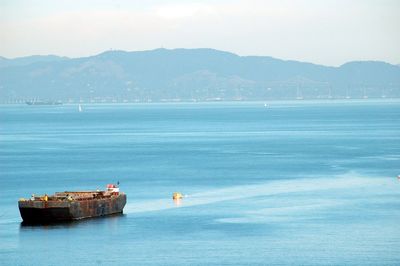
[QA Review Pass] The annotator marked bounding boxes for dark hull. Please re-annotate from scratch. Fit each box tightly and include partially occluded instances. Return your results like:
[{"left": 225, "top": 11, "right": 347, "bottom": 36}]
[
  {"left": 19, "top": 194, "right": 126, "bottom": 224},
  {"left": 19, "top": 207, "right": 72, "bottom": 223}
]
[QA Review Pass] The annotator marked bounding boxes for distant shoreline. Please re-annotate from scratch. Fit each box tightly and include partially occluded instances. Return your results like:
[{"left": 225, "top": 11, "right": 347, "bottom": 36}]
[{"left": 1, "top": 98, "right": 400, "bottom": 106}]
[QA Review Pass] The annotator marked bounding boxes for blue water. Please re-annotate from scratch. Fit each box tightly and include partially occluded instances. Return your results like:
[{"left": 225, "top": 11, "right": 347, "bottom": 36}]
[{"left": 1, "top": 100, "right": 399, "bottom": 265}]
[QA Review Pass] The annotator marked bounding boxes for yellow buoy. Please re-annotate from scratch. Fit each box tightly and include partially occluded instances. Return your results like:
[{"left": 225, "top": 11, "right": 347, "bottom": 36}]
[{"left": 172, "top": 192, "right": 183, "bottom": 200}]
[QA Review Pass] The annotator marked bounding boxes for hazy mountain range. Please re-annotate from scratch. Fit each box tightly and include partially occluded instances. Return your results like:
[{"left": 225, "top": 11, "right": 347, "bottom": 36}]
[{"left": 1, "top": 48, "right": 399, "bottom": 103}]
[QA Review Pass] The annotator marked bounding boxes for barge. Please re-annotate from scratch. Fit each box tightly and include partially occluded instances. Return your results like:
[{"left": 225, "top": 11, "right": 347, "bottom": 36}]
[{"left": 18, "top": 184, "right": 126, "bottom": 223}]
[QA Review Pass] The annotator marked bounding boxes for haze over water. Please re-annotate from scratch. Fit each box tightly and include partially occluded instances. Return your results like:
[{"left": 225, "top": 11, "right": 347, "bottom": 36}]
[{"left": 1, "top": 100, "right": 400, "bottom": 265}]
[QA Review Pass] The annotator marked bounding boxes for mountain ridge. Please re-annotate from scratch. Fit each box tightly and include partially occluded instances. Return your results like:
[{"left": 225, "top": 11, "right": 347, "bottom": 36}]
[
  {"left": 2, "top": 48, "right": 397, "bottom": 68},
  {"left": 1, "top": 48, "right": 399, "bottom": 103}
]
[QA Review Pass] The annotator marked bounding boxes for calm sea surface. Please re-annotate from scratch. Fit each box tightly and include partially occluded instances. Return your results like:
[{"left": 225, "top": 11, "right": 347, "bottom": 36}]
[{"left": 0, "top": 100, "right": 399, "bottom": 265}]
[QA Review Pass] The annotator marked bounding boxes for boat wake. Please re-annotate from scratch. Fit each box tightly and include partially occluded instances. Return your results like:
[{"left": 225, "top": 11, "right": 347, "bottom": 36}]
[{"left": 124, "top": 173, "right": 395, "bottom": 215}]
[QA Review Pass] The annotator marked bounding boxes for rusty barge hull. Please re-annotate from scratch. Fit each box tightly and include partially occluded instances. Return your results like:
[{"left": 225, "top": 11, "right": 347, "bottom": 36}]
[{"left": 19, "top": 194, "right": 126, "bottom": 223}]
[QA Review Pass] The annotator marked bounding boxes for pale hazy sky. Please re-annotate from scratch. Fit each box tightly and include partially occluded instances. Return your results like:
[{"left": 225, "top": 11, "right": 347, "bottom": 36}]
[{"left": 1, "top": 0, "right": 399, "bottom": 66}]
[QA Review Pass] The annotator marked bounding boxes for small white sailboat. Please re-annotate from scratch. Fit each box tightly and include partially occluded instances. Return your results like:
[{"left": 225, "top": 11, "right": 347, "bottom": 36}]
[{"left": 78, "top": 104, "right": 83, "bottom": 112}]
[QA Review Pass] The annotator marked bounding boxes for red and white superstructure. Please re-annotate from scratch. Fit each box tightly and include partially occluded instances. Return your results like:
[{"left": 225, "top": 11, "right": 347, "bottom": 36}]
[{"left": 107, "top": 184, "right": 120, "bottom": 195}]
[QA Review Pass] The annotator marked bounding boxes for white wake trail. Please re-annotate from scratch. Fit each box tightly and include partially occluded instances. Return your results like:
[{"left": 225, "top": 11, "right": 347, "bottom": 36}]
[{"left": 124, "top": 175, "right": 395, "bottom": 214}]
